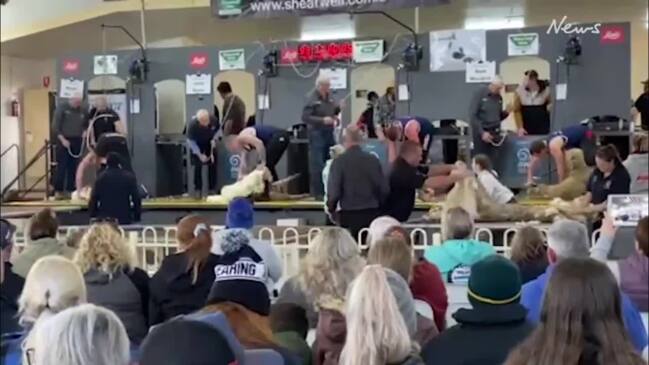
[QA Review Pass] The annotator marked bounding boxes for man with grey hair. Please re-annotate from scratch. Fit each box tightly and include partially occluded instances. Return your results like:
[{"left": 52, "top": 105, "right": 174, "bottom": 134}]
[
  {"left": 53, "top": 95, "right": 89, "bottom": 198},
  {"left": 327, "top": 125, "right": 388, "bottom": 238},
  {"left": 468, "top": 76, "right": 510, "bottom": 158},
  {"left": 302, "top": 75, "right": 341, "bottom": 199},
  {"left": 186, "top": 109, "right": 218, "bottom": 198},
  {"left": 520, "top": 218, "right": 648, "bottom": 351}
]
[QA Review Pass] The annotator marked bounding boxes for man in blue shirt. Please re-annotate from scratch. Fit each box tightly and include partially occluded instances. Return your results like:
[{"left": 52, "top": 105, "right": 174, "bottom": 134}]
[
  {"left": 186, "top": 109, "right": 218, "bottom": 198},
  {"left": 521, "top": 219, "right": 648, "bottom": 352}
]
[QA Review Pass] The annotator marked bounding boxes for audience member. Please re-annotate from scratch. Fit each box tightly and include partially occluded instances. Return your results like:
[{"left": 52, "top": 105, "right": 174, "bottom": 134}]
[
  {"left": 472, "top": 154, "right": 515, "bottom": 204},
  {"left": 592, "top": 215, "right": 649, "bottom": 312},
  {"left": 413, "top": 299, "right": 438, "bottom": 347},
  {"left": 149, "top": 215, "right": 219, "bottom": 325},
  {"left": 212, "top": 197, "right": 282, "bottom": 295},
  {"left": 624, "top": 133, "right": 649, "bottom": 194},
  {"left": 367, "top": 236, "right": 413, "bottom": 281},
  {"left": 506, "top": 258, "right": 646, "bottom": 365},
  {"left": 270, "top": 303, "right": 312, "bottom": 365},
  {"left": 32, "top": 304, "right": 130, "bottom": 365},
  {"left": 424, "top": 207, "right": 495, "bottom": 282},
  {"left": 367, "top": 216, "right": 401, "bottom": 246},
  {"left": 74, "top": 224, "right": 150, "bottom": 344},
  {"left": 0, "top": 219, "right": 24, "bottom": 336},
  {"left": 327, "top": 125, "right": 389, "bottom": 238},
  {"left": 521, "top": 219, "right": 648, "bottom": 351},
  {"left": 11, "top": 209, "right": 75, "bottom": 278},
  {"left": 323, "top": 145, "right": 345, "bottom": 221},
  {"left": 422, "top": 255, "right": 533, "bottom": 365},
  {"left": 313, "top": 296, "right": 346, "bottom": 365},
  {"left": 89, "top": 152, "right": 142, "bottom": 224},
  {"left": 339, "top": 265, "right": 423, "bottom": 365},
  {"left": 384, "top": 268, "right": 417, "bottom": 338},
  {"left": 204, "top": 235, "right": 299, "bottom": 365},
  {"left": 509, "top": 224, "right": 548, "bottom": 284},
  {"left": 277, "top": 228, "right": 365, "bottom": 327},
  {"left": 140, "top": 319, "right": 237, "bottom": 365},
  {"left": 410, "top": 259, "right": 448, "bottom": 332},
  {"left": 1, "top": 256, "right": 86, "bottom": 365}
]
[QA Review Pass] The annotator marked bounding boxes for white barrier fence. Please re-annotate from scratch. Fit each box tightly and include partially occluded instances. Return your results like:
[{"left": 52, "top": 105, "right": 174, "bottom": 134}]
[{"left": 12, "top": 223, "right": 601, "bottom": 277}]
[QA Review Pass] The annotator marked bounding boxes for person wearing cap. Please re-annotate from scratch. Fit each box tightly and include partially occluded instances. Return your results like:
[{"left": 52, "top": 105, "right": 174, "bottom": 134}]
[
  {"left": 468, "top": 76, "right": 511, "bottom": 158},
  {"left": 203, "top": 229, "right": 300, "bottom": 364},
  {"left": 88, "top": 151, "right": 142, "bottom": 225},
  {"left": 0, "top": 219, "right": 24, "bottom": 335},
  {"left": 521, "top": 219, "right": 648, "bottom": 352},
  {"left": 631, "top": 79, "right": 649, "bottom": 131},
  {"left": 139, "top": 319, "right": 238, "bottom": 365},
  {"left": 212, "top": 197, "right": 282, "bottom": 295},
  {"left": 421, "top": 255, "right": 534, "bottom": 365}
]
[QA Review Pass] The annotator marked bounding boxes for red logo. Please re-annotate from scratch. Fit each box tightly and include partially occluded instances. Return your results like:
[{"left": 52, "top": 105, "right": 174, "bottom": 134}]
[
  {"left": 189, "top": 53, "right": 209, "bottom": 69},
  {"left": 600, "top": 25, "right": 625, "bottom": 44},
  {"left": 63, "top": 60, "right": 79, "bottom": 73},
  {"left": 280, "top": 48, "right": 299, "bottom": 64}
]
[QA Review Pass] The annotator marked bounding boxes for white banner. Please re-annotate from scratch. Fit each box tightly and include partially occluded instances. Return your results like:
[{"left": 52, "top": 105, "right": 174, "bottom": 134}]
[
  {"left": 93, "top": 55, "right": 118, "bottom": 75},
  {"left": 465, "top": 61, "right": 496, "bottom": 83},
  {"left": 353, "top": 40, "right": 384, "bottom": 63},
  {"left": 507, "top": 33, "right": 540, "bottom": 56},
  {"left": 59, "top": 79, "right": 84, "bottom": 98},
  {"left": 88, "top": 93, "right": 128, "bottom": 129},
  {"left": 430, "top": 29, "right": 486, "bottom": 72},
  {"left": 318, "top": 68, "right": 347, "bottom": 90},
  {"left": 186, "top": 73, "right": 212, "bottom": 95}
]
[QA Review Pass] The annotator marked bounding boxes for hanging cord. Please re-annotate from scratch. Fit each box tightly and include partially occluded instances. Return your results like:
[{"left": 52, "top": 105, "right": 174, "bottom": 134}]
[{"left": 488, "top": 131, "right": 508, "bottom": 147}]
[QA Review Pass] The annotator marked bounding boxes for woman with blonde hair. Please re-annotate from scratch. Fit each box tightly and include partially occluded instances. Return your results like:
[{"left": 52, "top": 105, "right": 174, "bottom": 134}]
[
  {"left": 367, "top": 236, "right": 413, "bottom": 281},
  {"left": 74, "top": 223, "right": 149, "bottom": 344},
  {"left": 339, "top": 265, "right": 423, "bottom": 365},
  {"left": 149, "top": 214, "right": 219, "bottom": 325},
  {"left": 509, "top": 225, "right": 548, "bottom": 284},
  {"left": 0, "top": 256, "right": 86, "bottom": 365},
  {"left": 278, "top": 227, "right": 365, "bottom": 327},
  {"left": 32, "top": 303, "right": 130, "bottom": 365}
]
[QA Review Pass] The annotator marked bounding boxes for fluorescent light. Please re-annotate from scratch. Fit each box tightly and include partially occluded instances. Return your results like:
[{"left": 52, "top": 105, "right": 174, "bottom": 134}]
[
  {"left": 300, "top": 14, "right": 356, "bottom": 41},
  {"left": 464, "top": 17, "right": 525, "bottom": 30}
]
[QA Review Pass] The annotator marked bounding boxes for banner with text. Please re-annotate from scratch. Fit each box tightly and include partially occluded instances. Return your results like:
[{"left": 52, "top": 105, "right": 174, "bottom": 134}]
[{"left": 212, "top": 0, "right": 448, "bottom": 19}]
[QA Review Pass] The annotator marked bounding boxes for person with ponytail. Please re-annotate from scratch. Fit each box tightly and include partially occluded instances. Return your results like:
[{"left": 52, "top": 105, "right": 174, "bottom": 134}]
[
  {"left": 0, "top": 256, "right": 86, "bottom": 365},
  {"left": 584, "top": 144, "right": 631, "bottom": 211},
  {"left": 149, "top": 215, "right": 219, "bottom": 326}
]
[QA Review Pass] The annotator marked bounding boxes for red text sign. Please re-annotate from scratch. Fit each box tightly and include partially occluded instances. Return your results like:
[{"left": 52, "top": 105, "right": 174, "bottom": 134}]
[
  {"left": 190, "top": 52, "right": 209, "bottom": 69},
  {"left": 600, "top": 25, "right": 625, "bottom": 44},
  {"left": 62, "top": 59, "right": 80, "bottom": 73}
]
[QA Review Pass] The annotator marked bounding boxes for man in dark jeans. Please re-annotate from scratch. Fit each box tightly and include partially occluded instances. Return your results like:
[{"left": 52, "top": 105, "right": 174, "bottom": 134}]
[
  {"left": 327, "top": 126, "right": 389, "bottom": 239},
  {"left": 302, "top": 75, "right": 340, "bottom": 199},
  {"left": 53, "top": 96, "right": 88, "bottom": 198},
  {"left": 186, "top": 109, "right": 218, "bottom": 198},
  {"left": 226, "top": 124, "right": 291, "bottom": 181},
  {"left": 469, "top": 77, "right": 510, "bottom": 158},
  {"left": 89, "top": 152, "right": 142, "bottom": 225}
]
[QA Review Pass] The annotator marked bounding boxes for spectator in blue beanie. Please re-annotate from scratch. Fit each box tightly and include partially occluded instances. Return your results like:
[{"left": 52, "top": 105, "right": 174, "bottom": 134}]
[{"left": 212, "top": 197, "right": 282, "bottom": 296}]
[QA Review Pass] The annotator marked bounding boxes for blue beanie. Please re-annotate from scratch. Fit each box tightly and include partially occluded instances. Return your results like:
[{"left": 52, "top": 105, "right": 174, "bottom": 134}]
[{"left": 226, "top": 198, "right": 254, "bottom": 229}]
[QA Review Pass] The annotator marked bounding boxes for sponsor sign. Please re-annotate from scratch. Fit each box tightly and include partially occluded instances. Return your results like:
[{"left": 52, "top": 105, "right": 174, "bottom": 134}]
[
  {"left": 353, "top": 39, "right": 384, "bottom": 63},
  {"left": 507, "top": 33, "right": 539, "bottom": 56}
]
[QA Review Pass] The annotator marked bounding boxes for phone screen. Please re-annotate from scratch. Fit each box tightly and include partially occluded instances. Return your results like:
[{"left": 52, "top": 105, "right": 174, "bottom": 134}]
[{"left": 607, "top": 194, "right": 649, "bottom": 227}]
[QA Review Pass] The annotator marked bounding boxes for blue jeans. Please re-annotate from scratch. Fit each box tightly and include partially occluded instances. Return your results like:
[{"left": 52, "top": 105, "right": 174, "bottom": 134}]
[{"left": 308, "top": 129, "right": 335, "bottom": 199}]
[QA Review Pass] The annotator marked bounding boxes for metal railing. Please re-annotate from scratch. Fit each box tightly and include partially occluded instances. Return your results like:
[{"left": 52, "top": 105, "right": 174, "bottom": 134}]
[
  {"left": 10, "top": 223, "right": 566, "bottom": 277},
  {"left": 1, "top": 140, "right": 51, "bottom": 202}
]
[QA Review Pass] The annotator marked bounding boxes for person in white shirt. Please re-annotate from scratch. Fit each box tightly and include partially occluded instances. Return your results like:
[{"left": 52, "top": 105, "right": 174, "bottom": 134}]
[{"left": 472, "top": 154, "right": 515, "bottom": 204}]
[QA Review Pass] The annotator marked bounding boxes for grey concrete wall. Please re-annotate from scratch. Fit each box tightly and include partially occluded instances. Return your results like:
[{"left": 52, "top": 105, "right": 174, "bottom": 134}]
[{"left": 57, "top": 22, "right": 630, "bottom": 196}]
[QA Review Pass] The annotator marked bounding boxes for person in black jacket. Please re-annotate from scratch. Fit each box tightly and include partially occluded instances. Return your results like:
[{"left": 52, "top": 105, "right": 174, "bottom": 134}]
[
  {"left": 88, "top": 152, "right": 141, "bottom": 225},
  {"left": 422, "top": 255, "right": 534, "bottom": 365},
  {"left": 327, "top": 125, "right": 389, "bottom": 239},
  {"left": 149, "top": 215, "right": 219, "bottom": 326},
  {"left": 0, "top": 219, "right": 24, "bottom": 336}
]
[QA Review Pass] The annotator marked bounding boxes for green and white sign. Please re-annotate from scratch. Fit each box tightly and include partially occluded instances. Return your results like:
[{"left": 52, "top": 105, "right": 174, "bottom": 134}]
[
  {"left": 353, "top": 40, "right": 384, "bottom": 63},
  {"left": 507, "top": 33, "right": 539, "bottom": 56},
  {"left": 218, "top": 0, "right": 242, "bottom": 16},
  {"left": 219, "top": 49, "right": 246, "bottom": 70}
]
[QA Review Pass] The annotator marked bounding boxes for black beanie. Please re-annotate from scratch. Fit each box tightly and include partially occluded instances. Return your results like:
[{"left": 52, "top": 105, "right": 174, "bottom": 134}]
[
  {"left": 207, "top": 229, "right": 271, "bottom": 316},
  {"left": 140, "top": 320, "right": 236, "bottom": 365},
  {"left": 468, "top": 255, "right": 522, "bottom": 306}
]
